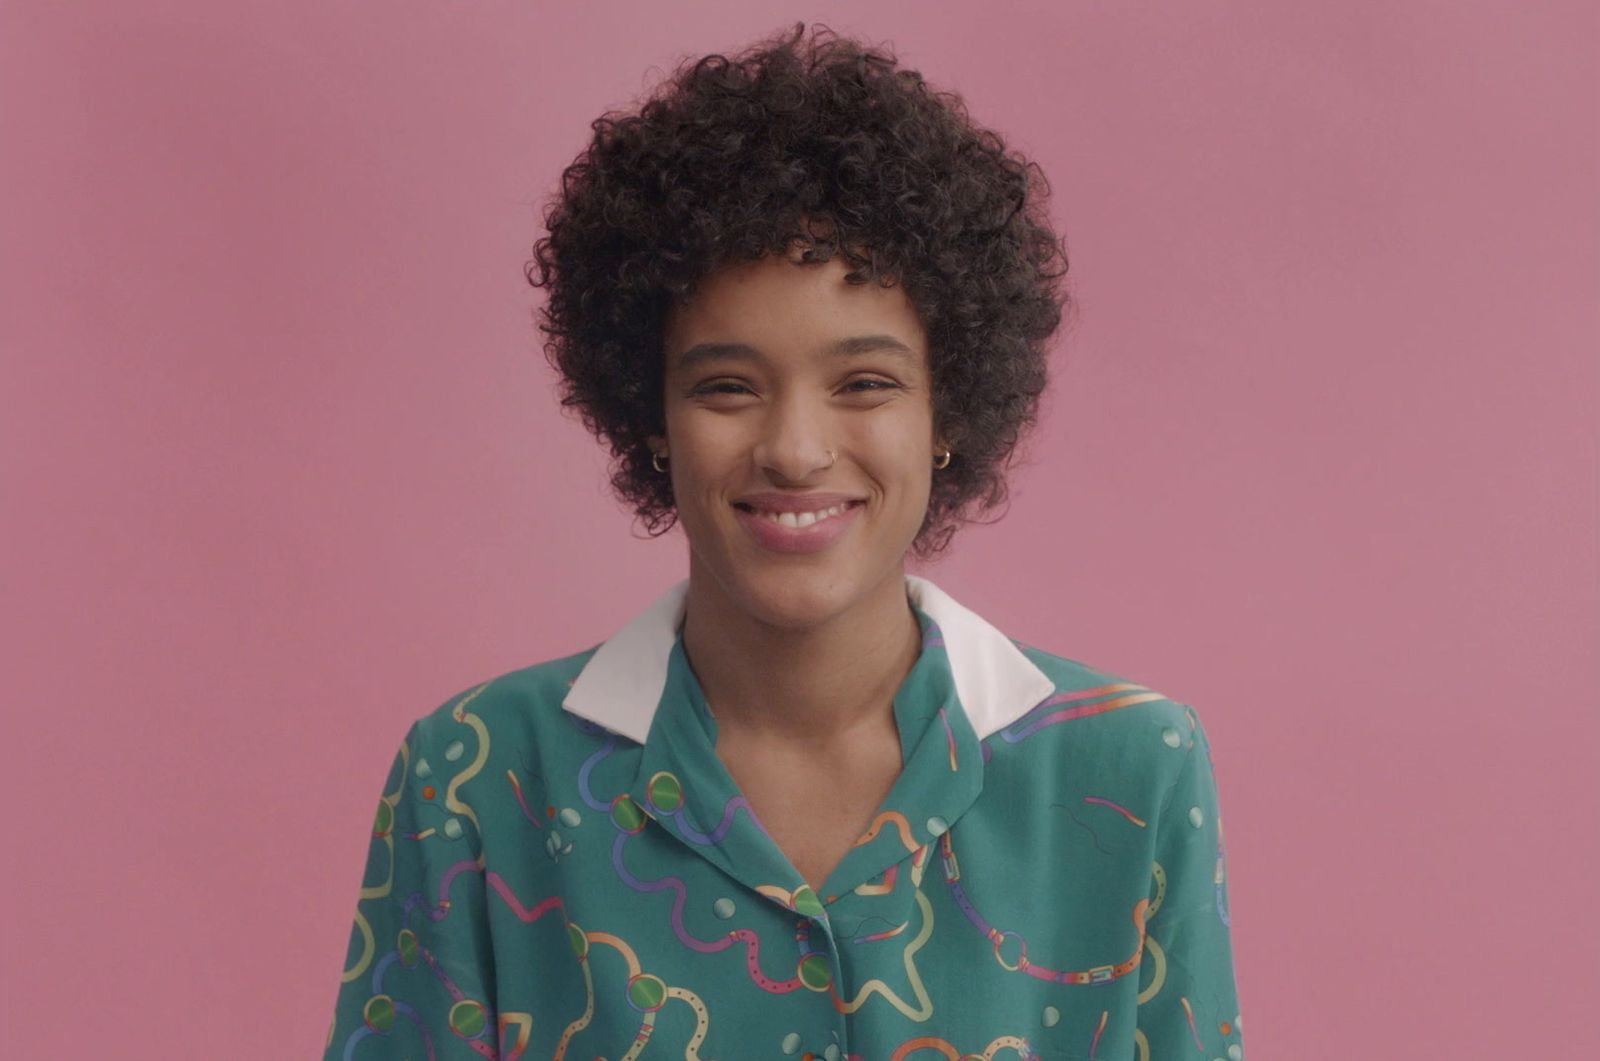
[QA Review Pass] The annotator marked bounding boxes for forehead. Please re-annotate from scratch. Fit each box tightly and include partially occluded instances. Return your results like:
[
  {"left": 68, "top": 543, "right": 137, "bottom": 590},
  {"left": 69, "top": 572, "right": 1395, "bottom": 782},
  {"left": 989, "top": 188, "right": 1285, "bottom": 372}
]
[{"left": 664, "top": 254, "right": 926, "bottom": 366}]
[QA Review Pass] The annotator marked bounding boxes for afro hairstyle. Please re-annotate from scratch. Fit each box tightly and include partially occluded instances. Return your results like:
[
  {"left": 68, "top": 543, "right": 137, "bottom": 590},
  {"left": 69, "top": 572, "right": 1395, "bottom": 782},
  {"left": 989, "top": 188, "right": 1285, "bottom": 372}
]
[{"left": 524, "top": 21, "right": 1072, "bottom": 561}]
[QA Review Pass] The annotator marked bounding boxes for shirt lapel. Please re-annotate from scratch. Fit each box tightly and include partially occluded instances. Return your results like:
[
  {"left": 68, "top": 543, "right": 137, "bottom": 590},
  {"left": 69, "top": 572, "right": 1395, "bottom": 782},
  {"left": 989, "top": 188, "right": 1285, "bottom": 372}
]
[
  {"left": 561, "top": 575, "right": 1058, "bottom": 916},
  {"left": 562, "top": 575, "right": 1056, "bottom": 747},
  {"left": 624, "top": 634, "right": 808, "bottom": 911},
  {"left": 811, "top": 603, "right": 983, "bottom": 904}
]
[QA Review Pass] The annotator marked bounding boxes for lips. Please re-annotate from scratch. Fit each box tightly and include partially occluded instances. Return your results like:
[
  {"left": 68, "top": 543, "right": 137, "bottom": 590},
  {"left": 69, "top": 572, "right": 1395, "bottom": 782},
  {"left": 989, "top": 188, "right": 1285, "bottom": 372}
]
[{"left": 732, "top": 498, "right": 864, "bottom": 554}]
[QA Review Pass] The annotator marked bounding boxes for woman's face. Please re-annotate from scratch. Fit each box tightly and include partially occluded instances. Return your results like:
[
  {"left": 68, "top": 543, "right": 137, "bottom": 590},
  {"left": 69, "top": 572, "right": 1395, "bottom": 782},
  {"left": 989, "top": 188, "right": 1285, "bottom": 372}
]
[{"left": 651, "top": 250, "right": 944, "bottom": 627}]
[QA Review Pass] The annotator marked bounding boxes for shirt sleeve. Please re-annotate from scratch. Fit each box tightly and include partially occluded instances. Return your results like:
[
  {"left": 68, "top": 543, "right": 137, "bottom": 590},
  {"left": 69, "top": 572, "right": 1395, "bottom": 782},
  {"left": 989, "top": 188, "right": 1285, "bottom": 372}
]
[
  {"left": 322, "top": 719, "right": 500, "bottom": 1059},
  {"left": 1137, "top": 707, "right": 1245, "bottom": 1058}
]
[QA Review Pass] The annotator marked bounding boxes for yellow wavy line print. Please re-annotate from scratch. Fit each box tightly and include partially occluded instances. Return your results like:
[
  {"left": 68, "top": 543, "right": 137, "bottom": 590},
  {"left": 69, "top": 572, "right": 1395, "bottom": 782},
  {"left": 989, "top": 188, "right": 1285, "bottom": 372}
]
[
  {"left": 340, "top": 735, "right": 411, "bottom": 983},
  {"left": 446, "top": 683, "right": 493, "bottom": 869},
  {"left": 833, "top": 887, "right": 936, "bottom": 1020}
]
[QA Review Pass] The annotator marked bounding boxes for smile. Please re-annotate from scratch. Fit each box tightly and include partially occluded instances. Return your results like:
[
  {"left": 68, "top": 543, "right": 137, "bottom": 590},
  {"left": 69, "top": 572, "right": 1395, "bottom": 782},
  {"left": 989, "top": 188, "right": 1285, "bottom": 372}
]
[
  {"left": 731, "top": 500, "right": 865, "bottom": 554},
  {"left": 736, "top": 502, "right": 856, "bottom": 527}
]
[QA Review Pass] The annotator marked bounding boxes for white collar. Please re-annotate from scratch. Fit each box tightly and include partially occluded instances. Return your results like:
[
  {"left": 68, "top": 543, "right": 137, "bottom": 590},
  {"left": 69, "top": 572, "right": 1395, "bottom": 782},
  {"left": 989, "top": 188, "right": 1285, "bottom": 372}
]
[{"left": 561, "top": 575, "right": 1057, "bottom": 744}]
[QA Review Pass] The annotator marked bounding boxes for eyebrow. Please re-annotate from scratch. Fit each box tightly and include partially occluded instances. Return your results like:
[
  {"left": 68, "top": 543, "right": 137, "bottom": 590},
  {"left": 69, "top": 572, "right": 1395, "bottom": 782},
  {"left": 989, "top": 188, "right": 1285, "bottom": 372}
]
[{"left": 674, "top": 334, "right": 917, "bottom": 370}]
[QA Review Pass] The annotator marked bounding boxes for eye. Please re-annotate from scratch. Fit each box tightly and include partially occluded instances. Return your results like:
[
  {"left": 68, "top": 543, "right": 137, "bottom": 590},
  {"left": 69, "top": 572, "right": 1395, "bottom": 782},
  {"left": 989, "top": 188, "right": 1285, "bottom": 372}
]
[{"left": 691, "top": 378, "right": 899, "bottom": 397}]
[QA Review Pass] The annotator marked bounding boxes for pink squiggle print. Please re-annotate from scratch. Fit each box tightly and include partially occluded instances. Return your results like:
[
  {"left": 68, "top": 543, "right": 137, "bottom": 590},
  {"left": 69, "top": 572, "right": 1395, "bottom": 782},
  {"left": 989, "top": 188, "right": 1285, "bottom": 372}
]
[
  {"left": 506, "top": 771, "right": 545, "bottom": 829},
  {"left": 606, "top": 830, "right": 806, "bottom": 994},
  {"left": 1082, "top": 795, "right": 1147, "bottom": 827},
  {"left": 999, "top": 686, "right": 1167, "bottom": 743},
  {"left": 482, "top": 871, "right": 566, "bottom": 925}
]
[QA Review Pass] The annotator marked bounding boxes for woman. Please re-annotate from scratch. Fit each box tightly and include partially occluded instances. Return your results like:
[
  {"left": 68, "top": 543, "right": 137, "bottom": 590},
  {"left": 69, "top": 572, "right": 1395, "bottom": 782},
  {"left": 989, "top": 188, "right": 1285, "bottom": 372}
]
[{"left": 324, "top": 23, "right": 1244, "bottom": 1061}]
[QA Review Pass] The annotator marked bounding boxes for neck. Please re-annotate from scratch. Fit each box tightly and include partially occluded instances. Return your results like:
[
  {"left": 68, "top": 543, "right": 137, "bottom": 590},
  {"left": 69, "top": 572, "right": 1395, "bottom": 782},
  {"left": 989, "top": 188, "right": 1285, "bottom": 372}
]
[{"left": 680, "top": 557, "right": 923, "bottom": 748}]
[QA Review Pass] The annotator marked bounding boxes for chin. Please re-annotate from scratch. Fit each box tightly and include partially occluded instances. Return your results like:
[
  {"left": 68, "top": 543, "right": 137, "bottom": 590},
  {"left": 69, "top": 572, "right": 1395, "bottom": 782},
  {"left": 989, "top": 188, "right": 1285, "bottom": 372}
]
[
  {"left": 746, "top": 566, "right": 857, "bottom": 613},
  {"left": 701, "top": 554, "right": 862, "bottom": 629}
]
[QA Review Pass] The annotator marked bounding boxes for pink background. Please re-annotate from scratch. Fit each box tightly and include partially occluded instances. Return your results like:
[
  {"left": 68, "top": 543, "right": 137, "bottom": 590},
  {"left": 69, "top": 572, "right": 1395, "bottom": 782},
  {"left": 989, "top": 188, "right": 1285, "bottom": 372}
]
[{"left": 3, "top": 2, "right": 1595, "bottom": 1056}]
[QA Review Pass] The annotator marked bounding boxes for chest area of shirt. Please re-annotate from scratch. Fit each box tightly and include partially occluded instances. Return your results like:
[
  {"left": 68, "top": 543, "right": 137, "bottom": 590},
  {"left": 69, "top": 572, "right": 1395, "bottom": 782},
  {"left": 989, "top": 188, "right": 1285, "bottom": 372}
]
[
  {"left": 714, "top": 733, "right": 904, "bottom": 895},
  {"left": 485, "top": 764, "right": 1155, "bottom": 1061}
]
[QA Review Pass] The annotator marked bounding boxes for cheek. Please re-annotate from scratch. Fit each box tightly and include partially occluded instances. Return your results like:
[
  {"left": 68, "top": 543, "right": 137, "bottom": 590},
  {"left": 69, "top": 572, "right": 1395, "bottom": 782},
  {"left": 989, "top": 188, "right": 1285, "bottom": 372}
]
[
  {"left": 857, "top": 410, "right": 934, "bottom": 460},
  {"left": 665, "top": 451, "right": 732, "bottom": 516}
]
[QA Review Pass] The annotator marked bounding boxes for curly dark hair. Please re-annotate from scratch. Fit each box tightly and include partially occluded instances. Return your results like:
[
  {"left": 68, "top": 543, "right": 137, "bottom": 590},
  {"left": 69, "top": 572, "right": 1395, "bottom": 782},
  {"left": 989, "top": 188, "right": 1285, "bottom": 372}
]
[{"left": 524, "top": 21, "right": 1072, "bottom": 562}]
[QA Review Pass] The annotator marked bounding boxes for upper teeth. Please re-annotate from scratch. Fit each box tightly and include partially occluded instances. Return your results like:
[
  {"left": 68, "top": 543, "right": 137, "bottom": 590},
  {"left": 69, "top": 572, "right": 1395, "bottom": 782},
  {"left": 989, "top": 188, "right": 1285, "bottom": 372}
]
[{"left": 748, "top": 503, "right": 851, "bottom": 527}]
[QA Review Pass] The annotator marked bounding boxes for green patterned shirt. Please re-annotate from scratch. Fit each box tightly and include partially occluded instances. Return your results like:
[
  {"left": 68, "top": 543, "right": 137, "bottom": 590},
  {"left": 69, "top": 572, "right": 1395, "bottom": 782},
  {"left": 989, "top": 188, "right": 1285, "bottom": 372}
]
[{"left": 324, "top": 575, "right": 1244, "bottom": 1060}]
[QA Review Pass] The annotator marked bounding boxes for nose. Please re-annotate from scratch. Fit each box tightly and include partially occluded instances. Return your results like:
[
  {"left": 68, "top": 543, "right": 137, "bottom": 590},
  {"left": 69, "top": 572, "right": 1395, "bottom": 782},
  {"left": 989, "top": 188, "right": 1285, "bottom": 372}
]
[{"left": 749, "top": 393, "right": 837, "bottom": 480}]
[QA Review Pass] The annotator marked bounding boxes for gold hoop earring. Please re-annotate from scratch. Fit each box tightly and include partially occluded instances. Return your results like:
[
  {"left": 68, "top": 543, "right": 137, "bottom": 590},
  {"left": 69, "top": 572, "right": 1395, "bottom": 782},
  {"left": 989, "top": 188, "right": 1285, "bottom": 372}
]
[
  {"left": 933, "top": 448, "right": 952, "bottom": 470},
  {"left": 651, "top": 450, "right": 668, "bottom": 473}
]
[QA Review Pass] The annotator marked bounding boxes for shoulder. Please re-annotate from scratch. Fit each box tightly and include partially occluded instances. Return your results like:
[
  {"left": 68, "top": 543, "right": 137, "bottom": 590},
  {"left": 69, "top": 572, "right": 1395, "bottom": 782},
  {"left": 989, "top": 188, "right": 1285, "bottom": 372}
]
[
  {"left": 997, "top": 638, "right": 1207, "bottom": 788},
  {"left": 402, "top": 643, "right": 605, "bottom": 753}
]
